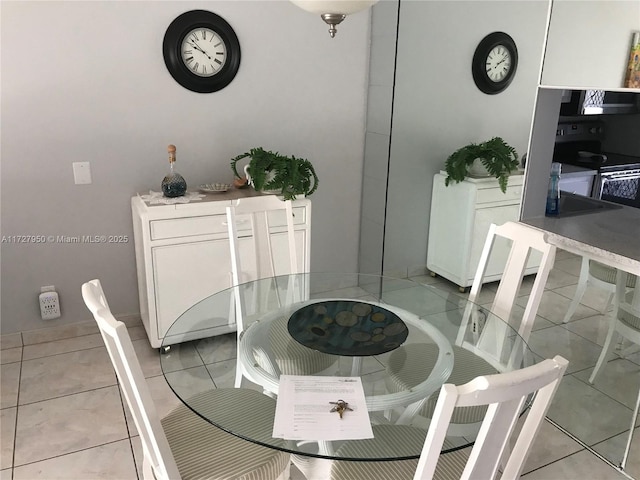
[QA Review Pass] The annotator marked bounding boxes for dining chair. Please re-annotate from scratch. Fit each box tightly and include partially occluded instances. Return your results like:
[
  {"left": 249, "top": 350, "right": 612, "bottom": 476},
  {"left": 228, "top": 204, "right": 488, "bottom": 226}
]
[
  {"left": 587, "top": 270, "right": 640, "bottom": 471},
  {"left": 589, "top": 270, "right": 640, "bottom": 383},
  {"left": 386, "top": 221, "right": 557, "bottom": 434},
  {"left": 562, "top": 257, "right": 636, "bottom": 323},
  {"left": 226, "top": 195, "right": 336, "bottom": 389},
  {"left": 329, "top": 355, "right": 569, "bottom": 480},
  {"left": 81, "top": 279, "right": 291, "bottom": 480}
]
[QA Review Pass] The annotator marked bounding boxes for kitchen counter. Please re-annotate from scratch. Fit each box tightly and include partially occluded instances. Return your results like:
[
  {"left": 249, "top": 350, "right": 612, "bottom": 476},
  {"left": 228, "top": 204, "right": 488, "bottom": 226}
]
[
  {"left": 522, "top": 204, "right": 640, "bottom": 276},
  {"left": 559, "top": 164, "right": 597, "bottom": 178}
]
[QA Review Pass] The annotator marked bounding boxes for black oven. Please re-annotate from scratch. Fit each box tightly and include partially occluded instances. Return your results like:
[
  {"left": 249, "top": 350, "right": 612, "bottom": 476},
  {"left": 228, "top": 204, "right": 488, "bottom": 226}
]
[
  {"left": 554, "top": 121, "right": 640, "bottom": 209},
  {"left": 595, "top": 164, "right": 640, "bottom": 208}
]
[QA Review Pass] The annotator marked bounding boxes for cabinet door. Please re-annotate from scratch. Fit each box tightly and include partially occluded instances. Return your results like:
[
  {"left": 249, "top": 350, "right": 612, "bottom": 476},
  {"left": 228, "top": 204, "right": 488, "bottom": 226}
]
[
  {"left": 153, "top": 239, "right": 233, "bottom": 340},
  {"left": 234, "top": 230, "right": 308, "bottom": 283},
  {"left": 560, "top": 177, "right": 594, "bottom": 196},
  {"left": 272, "top": 230, "right": 307, "bottom": 274},
  {"left": 468, "top": 205, "right": 541, "bottom": 285},
  {"left": 468, "top": 205, "right": 521, "bottom": 282}
]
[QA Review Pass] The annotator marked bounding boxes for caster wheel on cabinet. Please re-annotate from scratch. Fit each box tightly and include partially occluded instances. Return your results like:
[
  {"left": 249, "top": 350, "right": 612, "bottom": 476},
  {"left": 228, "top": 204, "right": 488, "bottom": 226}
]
[
  {"left": 429, "top": 271, "right": 437, "bottom": 277},
  {"left": 160, "top": 345, "right": 171, "bottom": 354}
]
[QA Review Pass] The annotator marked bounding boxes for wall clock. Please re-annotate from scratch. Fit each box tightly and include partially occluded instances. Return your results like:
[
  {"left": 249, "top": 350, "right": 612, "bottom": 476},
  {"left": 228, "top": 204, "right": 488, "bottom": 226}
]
[
  {"left": 472, "top": 32, "right": 518, "bottom": 95},
  {"left": 163, "top": 10, "right": 241, "bottom": 93}
]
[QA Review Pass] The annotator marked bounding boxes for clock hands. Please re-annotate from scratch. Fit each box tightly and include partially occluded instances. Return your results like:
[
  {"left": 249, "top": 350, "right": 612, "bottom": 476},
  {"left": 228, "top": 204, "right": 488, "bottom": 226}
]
[{"left": 189, "top": 41, "right": 212, "bottom": 60}]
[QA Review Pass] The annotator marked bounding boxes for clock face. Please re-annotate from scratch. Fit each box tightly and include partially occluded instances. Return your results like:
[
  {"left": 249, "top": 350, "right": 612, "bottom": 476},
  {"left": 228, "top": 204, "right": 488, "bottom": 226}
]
[
  {"left": 180, "top": 28, "right": 227, "bottom": 78},
  {"left": 485, "top": 45, "right": 512, "bottom": 83},
  {"left": 472, "top": 32, "right": 518, "bottom": 95},
  {"left": 163, "top": 10, "right": 241, "bottom": 93}
]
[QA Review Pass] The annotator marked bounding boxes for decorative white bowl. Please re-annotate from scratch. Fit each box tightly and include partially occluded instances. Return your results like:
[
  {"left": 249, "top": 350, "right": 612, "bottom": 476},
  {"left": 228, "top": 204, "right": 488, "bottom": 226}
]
[{"left": 198, "top": 183, "right": 232, "bottom": 193}]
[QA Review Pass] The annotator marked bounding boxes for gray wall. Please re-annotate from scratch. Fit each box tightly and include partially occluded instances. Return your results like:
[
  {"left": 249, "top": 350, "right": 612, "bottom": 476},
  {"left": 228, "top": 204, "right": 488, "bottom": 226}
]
[
  {"left": 359, "top": 0, "right": 398, "bottom": 275},
  {"left": 380, "top": 1, "right": 550, "bottom": 276},
  {"left": 1, "top": 1, "right": 371, "bottom": 334}
]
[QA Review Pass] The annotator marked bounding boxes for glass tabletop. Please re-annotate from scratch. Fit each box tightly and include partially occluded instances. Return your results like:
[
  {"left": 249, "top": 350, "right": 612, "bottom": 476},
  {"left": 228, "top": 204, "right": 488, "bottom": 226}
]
[{"left": 161, "top": 272, "right": 535, "bottom": 461}]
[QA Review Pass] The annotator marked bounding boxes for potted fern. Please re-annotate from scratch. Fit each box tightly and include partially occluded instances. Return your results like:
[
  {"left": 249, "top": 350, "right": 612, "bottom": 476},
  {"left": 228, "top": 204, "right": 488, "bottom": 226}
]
[
  {"left": 230, "top": 147, "right": 319, "bottom": 200},
  {"left": 444, "top": 137, "right": 519, "bottom": 193}
]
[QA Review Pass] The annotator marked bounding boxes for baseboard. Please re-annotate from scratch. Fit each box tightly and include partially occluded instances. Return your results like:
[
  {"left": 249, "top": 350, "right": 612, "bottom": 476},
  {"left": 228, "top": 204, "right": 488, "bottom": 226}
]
[{"left": 1, "top": 313, "right": 142, "bottom": 347}]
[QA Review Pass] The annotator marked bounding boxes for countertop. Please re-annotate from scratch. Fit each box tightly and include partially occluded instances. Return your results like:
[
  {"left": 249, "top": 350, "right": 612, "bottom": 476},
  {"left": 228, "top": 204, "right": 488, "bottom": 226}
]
[
  {"left": 559, "top": 164, "right": 597, "bottom": 177},
  {"left": 522, "top": 205, "right": 640, "bottom": 276}
]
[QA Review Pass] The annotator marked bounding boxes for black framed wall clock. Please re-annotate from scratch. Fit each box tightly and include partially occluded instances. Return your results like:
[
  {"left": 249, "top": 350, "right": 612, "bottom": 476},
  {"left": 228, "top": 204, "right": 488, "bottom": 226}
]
[
  {"left": 163, "top": 10, "right": 241, "bottom": 93},
  {"left": 472, "top": 32, "right": 518, "bottom": 95}
]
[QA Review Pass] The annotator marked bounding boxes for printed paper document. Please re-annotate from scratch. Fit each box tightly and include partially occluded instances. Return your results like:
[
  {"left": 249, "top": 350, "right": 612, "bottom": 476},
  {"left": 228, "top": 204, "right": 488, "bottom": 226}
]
[{"left": 272, "top": 375, "right": 374, "bottom": 441}]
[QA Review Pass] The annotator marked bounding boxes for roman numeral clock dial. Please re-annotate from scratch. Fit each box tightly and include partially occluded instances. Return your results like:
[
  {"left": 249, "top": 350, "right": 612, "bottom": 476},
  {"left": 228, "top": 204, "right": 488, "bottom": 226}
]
[
  {"left": 472, "top": 32, "right": 518, "bottom": 95},
  {"left": 485, "top": 46, "right": 511, "bottom": 82},
  {"left": 163, "top": 10, "right": 240, "bottom": 93},
  {"left": 181, "top": 28, "right": 227, "bottom": 77}
]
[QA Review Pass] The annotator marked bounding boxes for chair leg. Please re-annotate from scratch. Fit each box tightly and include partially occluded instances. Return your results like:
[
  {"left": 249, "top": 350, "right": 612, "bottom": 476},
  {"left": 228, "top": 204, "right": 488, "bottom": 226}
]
[
  {"left": 621, "top": 385, "right": 640, "bottom": 470},
  {"left": 563, "top": 258, "right": 589, "bottom": 323},
  {"left": 234, "top": 359, "right": 244, "bottom": 388},
  {"left": 291, "top": 455, "right": 333, "bottom": 480},
  {"left": 142, "top": 457, "right": 155, "bottom": 480},
  {"left": 600, "top": 291, "right": 615, "bottom": 314},
  {"left": 589, "top": 322, "right": 619, "bottom": 384}
]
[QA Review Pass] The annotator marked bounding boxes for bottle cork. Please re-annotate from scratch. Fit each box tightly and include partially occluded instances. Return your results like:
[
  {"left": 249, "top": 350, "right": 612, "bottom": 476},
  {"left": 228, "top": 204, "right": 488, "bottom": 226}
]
[{"left": 167, "top": 144, "right": 176, "bottom": 163}]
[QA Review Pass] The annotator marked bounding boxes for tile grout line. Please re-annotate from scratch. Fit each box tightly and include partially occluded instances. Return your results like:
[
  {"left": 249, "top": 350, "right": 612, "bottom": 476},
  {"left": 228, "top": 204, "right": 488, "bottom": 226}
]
[
  {"left": 10, "top": 438, "right": 134, "bottom": 472},
  {"left": 114, "top": 377, "right": 142, "bottom": 480},
  {"left": 15, "top": 383, "right": 119, "bottom": 408},
  {"left": 543, "top": 416, "right": 636, "bottom": 480},
  {"left": 567, "top": 363, "right": 640, "bottom": 414},
  {"left": 10, "top": 343, "right": 24, "bottom": 479}
]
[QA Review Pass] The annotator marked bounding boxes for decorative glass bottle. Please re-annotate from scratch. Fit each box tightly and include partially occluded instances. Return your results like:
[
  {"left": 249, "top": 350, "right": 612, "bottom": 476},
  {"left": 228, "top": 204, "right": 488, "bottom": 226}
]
[
  {"left": 161, "top": 144, "right": 187, "bottom": 197},
  {"left": 545, "top": 162, "right": 561, "bottom": 216}
]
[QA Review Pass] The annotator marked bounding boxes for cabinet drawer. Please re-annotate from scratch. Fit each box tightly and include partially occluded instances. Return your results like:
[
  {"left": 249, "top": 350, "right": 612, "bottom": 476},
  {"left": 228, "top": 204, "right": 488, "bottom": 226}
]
[
  {"left": 269, "top": 207, "right": 306, "bottom": 226},
  {"left": 150, "top": 215, "right": 227, "bottom": 240},
  {"left": 149, "top": 206, "right": 307, "bottom": 240},
  {"left": 476, "top": 184, "right": 522, "bottom": 204}
]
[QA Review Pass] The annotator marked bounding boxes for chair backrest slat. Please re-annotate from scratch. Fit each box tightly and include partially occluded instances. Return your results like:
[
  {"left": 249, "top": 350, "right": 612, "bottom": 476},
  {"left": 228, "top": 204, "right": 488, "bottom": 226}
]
[
  {"left": 414, "top": 355, "right": 568, "bottom": 480},
  {"left": 458, "top": 222, "right": 556, "bottom": 369},
  {"left": 226, "top": 196, "right": 299, "bottom": 332},
  {"left": 82, "top": 280, "right": 180, "bottom": 480}
]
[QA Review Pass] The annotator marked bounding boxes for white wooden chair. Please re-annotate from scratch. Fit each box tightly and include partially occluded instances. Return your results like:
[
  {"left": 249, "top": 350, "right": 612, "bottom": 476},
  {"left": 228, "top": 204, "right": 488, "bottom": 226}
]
[
  {"left": 386, "top": 222, "right": 557, "bottom": 433},
  {"left": 562, "top": 257, "right": 636, "bottom": 323},
  {"left": 329, "top": 355, "right": 569, "bottom": 480},
  {"left": 587, "top": 270, "right": 640, "bottom": 471},
  {"left": 226, "top": 195, "right": 336, "bottom": 389},
  {"left": 81, "top": 279, "right": 290, "bottom": 480},
  {"left": 589, "top": 271, "right": 640, "bottom": 383}
]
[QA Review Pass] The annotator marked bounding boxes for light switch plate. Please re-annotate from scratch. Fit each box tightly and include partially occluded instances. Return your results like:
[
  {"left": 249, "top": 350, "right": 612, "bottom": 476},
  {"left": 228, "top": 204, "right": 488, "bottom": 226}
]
[{"left": 73, "top": 162, "right": 92, "bottom": 184}]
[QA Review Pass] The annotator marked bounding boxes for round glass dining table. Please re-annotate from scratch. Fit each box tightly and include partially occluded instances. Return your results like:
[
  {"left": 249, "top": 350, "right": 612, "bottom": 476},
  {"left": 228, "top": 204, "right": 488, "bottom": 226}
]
[{"left": 160, "top": 272, "right": 535, "bottom": 462}]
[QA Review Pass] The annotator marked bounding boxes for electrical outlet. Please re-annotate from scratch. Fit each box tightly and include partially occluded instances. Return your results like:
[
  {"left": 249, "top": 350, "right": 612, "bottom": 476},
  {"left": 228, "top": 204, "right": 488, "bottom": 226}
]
[{"left": 39, "top": 289, "right": 61, "bottom": 320}]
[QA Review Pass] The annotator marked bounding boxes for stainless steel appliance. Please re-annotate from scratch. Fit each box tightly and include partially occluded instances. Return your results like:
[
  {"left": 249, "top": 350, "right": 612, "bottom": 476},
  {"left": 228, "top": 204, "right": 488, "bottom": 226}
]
[
  {"left": 560, "top": 89, "right": 640, "bottom": 116},
  {"left": 554, "top": 121, "right": 640, "bottom": 209},
  {"left": 594, "top": 159, "right": 640, "bottom": 208}
]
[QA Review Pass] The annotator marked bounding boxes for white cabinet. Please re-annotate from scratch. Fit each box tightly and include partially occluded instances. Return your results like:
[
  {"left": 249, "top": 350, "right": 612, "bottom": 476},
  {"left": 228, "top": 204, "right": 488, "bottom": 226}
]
[
  {"left": 132, "top": 192, "right": 311, "bottom": 348},
  {"left": 559, "top": 165, "right": 596, "bottom": 196},
  {"left": 427, "top": 173, "right": 539, "bottom": 289},
  {"left": 542, "top": 0, "right": 640, "bottom": 89}
]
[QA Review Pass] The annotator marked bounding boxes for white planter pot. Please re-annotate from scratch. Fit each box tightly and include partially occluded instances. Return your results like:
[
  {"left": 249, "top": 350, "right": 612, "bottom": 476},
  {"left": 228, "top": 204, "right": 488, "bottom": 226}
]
[
  {"left": 468, "top": 158, "right": 491, "bottom": 177},
  {"left": 243, "top": 165, "right": 279, "bottom": 193}
]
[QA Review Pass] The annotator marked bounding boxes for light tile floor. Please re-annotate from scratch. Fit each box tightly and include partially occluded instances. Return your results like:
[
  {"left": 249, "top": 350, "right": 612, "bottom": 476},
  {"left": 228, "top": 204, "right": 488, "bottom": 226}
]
[{"left": 0, "top": 250, "right": 638, "bottom": 479}]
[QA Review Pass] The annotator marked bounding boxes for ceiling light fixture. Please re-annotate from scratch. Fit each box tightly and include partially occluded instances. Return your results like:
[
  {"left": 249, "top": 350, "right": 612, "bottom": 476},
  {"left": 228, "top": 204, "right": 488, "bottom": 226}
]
[{"left": 290, "top": 0, "right": 378, "bottom": 38}]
